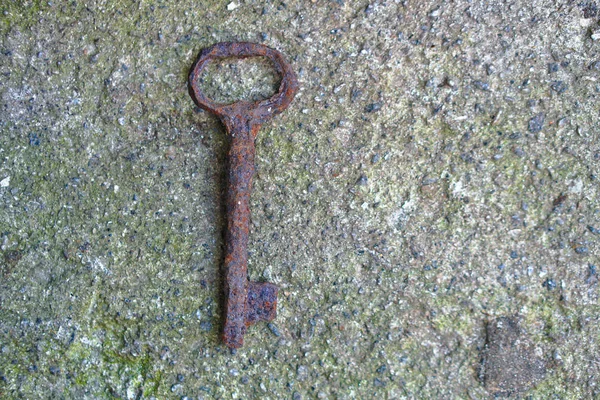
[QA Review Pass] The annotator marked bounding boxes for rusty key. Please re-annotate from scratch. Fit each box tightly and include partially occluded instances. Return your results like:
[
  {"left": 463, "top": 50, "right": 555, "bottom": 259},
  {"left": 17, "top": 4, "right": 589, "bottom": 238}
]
[{"left": 188, "top": 42, "right": 298, "bottom": 348}]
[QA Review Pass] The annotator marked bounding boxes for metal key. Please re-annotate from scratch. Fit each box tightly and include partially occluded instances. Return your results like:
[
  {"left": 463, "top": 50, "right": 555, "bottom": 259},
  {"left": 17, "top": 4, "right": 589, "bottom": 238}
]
[{"left": 188, "top": 42, "right": 298, "bottom": 348}]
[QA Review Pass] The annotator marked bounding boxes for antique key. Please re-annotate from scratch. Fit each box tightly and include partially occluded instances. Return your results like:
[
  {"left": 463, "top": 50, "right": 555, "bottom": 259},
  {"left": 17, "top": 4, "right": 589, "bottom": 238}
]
[{"left": 189, "top": 42, "right": 298, "bottom": 348}]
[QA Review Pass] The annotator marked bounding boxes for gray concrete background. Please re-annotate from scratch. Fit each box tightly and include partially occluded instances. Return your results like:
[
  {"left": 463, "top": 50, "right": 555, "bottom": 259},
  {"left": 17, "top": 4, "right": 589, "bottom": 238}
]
[{"left": 1, "top": 1, "right": 599, "bottom": 399}]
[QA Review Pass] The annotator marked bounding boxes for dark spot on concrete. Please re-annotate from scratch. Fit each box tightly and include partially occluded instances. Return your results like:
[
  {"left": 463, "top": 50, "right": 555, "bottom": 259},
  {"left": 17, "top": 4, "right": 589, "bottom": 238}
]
[
  {"left": 3, "top": 250, "right": 22, "bottom": 267},
  {"left": 480, "top": 317, "right": 546, "bottom": 396},
  {"left": 553, "top": 194, "right": 567, "bottom": 208},
  {"left": 2, "top": 250, "right": 22, "bottom": 276}
]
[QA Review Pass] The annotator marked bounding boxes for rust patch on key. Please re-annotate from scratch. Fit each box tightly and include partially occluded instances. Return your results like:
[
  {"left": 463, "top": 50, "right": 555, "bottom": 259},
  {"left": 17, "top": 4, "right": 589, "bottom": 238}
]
[{"left": 189, "top": 42, "right": 298, "bottom": 348}]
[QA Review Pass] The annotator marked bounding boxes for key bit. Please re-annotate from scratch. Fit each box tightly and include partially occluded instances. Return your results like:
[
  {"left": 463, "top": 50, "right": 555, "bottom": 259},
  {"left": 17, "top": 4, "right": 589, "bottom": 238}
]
[{"left": 189, "top": 42, "right": 298, "bottom": 348}]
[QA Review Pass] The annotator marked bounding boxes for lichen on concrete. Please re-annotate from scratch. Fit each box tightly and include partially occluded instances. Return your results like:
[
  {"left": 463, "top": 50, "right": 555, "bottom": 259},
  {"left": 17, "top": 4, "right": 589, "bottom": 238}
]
[{"left": 1, "top": 0, "right": 599, "bottom": 399}]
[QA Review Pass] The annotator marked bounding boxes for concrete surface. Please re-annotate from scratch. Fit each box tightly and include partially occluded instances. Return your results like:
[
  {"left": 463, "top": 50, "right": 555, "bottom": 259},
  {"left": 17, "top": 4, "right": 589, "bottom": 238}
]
[{"left": 1, "top": 1, "right": 599, "bottom": 398}]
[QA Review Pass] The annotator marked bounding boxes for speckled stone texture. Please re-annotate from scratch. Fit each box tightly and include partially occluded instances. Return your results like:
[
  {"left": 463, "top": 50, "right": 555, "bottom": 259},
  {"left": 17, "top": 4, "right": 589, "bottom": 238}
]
[{"left": 1, "top": 1, "right": 599, "bottom": 399}]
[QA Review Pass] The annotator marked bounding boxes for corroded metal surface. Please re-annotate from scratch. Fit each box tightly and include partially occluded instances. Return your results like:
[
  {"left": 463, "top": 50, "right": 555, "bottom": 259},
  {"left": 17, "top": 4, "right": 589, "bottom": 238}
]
[{"left": 189, "top": 42, "right": 298, "bottom": 348}]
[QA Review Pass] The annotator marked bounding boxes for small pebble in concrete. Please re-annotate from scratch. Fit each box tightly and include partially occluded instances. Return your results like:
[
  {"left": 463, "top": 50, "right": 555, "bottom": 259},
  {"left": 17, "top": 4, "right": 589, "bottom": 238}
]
[
  {"left": 364, "top": 102, "right": 382, "bottom": 113},
  {"left": 373, "top": 377, "right": 386, "bottom": 387},
  {"left": 473, "top": 80, "right": 489, "bottom": 91},
  {"left": 267, "top": 323, "right": 281, "bottom": 337},
  {"left": 513, "top": 147, "right": 525, "bottom": 157},
  {"left": 297, "top": 365, "right": 308, "bottom": 381},
  {"left": 575, "top": 246, "right": 589, "bottom": 254},
  {"left": 544, "top": 278, "right": 557, "bottom": 290},
  {"left": 528, "top": 113, "right": 545, "bottom": 133},
  {"left": 199, "top": 321, "right": 212, "bottom": 332},
  {"left": 547, "top": 63, "right": 559, "bottom": 73},
  {"left": 356, "top": 175, "right": 368, "bottom": 186},
  {"left": 550, "top": 81, "right": 567, "bottom": 94},
  {"left": 28, "top": 132, "right": 40, "bottom": 146}
]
